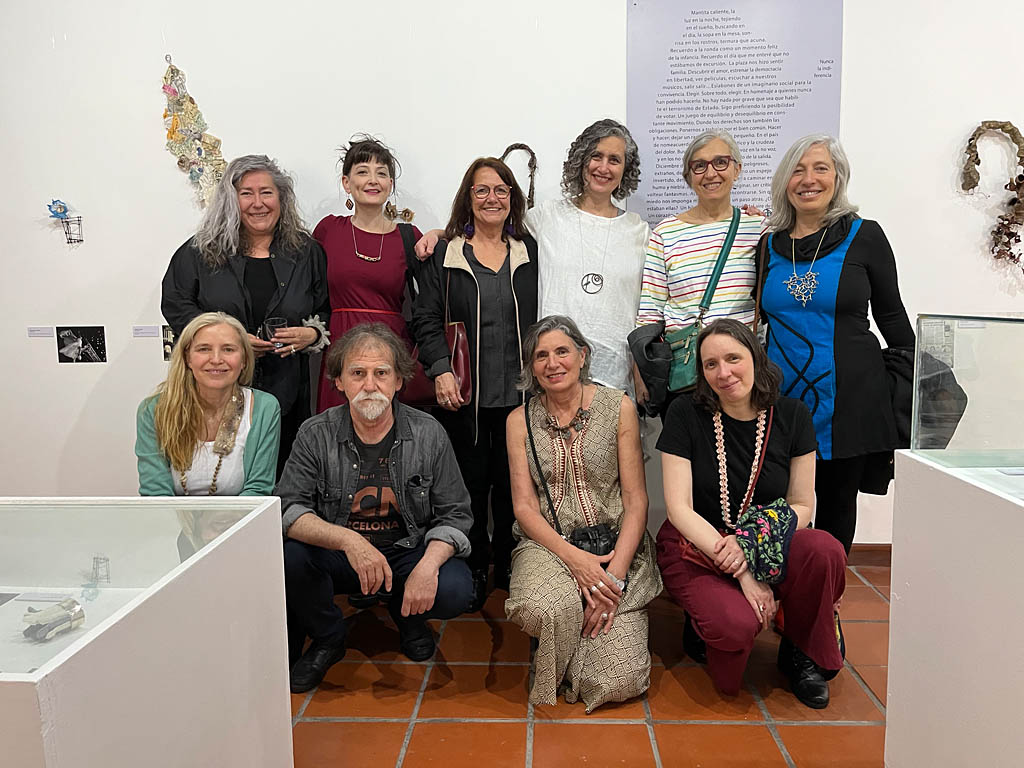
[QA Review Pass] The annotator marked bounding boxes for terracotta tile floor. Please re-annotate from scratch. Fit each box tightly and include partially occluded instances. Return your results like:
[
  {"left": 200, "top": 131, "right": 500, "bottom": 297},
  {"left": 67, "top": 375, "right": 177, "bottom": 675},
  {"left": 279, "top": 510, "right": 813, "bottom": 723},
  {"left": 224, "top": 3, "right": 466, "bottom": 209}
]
[{"left": 291, "top": 566, "right": 890, "bottom": 767}]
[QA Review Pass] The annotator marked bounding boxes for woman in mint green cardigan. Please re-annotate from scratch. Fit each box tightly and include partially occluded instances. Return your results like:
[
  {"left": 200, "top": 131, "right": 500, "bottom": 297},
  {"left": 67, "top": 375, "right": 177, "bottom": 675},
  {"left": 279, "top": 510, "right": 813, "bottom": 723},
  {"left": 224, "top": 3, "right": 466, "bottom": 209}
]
[{"left": 136, "top": 312, "right": 281, "bottom": 496}]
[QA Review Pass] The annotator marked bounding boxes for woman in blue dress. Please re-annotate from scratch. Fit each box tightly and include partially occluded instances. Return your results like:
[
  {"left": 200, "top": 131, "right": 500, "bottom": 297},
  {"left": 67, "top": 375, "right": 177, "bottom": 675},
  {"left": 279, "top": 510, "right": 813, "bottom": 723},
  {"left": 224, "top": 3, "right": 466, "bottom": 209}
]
[{"left": 756, "top": 135, "right": 913, "bottom": 553}]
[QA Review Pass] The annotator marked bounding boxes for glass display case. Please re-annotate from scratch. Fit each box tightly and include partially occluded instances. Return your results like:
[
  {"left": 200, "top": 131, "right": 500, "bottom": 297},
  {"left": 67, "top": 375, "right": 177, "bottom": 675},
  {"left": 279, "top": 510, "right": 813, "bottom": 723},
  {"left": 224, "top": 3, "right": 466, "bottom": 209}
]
[
  {"left": 911, "top": 313, "right": 1024, "bottom": 500},
  {"left": 0, "top": 496, "right": 292, "bottom": 768}
]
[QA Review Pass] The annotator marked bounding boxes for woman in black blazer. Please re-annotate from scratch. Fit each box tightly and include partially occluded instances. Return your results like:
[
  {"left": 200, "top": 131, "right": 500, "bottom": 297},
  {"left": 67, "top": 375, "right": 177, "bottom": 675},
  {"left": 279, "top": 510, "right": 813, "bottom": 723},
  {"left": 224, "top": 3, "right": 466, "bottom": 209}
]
[
  {"left": 412, "top": 157, "right": 538, "bottom": 610},
  {"left": 162, "top": 154, "right": 329, "bottom": 474}
]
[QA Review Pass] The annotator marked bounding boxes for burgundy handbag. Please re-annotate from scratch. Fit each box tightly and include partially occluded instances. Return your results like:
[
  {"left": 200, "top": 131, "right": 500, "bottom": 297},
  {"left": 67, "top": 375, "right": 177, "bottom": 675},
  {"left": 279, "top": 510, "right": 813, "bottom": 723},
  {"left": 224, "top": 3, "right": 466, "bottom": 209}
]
[{"left": 400, "top": 272, "right": 472, "bottom": 407}]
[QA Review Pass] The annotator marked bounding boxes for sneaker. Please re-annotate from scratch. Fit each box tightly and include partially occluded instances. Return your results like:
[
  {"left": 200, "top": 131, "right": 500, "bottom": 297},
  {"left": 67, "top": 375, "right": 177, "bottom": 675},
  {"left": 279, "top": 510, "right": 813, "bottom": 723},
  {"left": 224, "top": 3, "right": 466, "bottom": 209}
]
[
  {"left": 290, "top": 634, "right": 347, "bottom": 693},
  {"left": 398, "top": 618, "right": 436, "bottom": 662}
]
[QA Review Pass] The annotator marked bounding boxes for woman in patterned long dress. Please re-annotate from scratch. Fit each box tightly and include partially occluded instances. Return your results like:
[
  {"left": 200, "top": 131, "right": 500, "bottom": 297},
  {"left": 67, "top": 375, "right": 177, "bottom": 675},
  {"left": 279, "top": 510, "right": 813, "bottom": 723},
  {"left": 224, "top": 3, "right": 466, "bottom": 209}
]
[{"left": 504, "top": 315, "right": 662, "bottom": 713}]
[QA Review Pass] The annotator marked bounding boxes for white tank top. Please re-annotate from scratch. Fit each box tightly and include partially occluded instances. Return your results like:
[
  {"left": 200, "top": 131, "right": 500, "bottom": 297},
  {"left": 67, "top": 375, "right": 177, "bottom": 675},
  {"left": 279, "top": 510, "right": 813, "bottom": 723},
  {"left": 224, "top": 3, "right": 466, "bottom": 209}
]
[{"left": 173, "top": 388, "right": 253, "bottom": 496}]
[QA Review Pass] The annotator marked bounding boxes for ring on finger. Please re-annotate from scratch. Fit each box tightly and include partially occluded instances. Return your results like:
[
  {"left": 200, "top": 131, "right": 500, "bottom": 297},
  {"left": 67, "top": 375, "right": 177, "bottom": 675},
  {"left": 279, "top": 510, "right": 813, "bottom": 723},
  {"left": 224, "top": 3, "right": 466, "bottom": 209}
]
[
  {"left": 600, "top": 612, "right": 609, "bottom": 620},
  {"left": 597, "top": 580, "right": 605, "bottom": 589},
  {"left": 758, "top": 603, "right": 765, "bottom": 612},
  {"left": 590, "top": 585, "right": 599, "bottom": 593}
]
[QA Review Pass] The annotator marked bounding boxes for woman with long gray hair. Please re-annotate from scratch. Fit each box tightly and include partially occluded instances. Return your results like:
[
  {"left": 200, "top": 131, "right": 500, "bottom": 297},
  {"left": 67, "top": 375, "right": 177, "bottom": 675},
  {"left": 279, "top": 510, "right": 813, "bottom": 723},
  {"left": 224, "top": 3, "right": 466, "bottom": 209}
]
[
  {"left": 756, "top": 134, "right": 913, "bottom": 553},
  {"left": 504, "top": 315, "right": 661, "bottom": 712},
  {"left": 162, "top": 155, "right": 329, "bottom": 473}
]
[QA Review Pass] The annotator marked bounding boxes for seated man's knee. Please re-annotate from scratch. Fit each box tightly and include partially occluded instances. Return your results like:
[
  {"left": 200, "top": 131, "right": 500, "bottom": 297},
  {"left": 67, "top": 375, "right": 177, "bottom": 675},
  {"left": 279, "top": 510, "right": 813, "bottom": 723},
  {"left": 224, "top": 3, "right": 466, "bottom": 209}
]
[
  {"left": 284, "top": 539, "right": 330, "bottom": 585},
  {"left": 430, "top": 557, "right": 474, "bottom": 618}
]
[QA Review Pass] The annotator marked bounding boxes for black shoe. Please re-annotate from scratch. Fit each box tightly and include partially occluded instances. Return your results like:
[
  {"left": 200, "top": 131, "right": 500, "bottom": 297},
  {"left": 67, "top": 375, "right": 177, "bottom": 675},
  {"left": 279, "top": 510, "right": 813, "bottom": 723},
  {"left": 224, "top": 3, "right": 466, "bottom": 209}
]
[
  {"left": 290, "top": 634, "right": 347, "bottom": 693},
  {"left": 683, "top": 613, "right": 707, "bottom": 665},
  {"left": 493, "top": 564, "right": 511, "bottom": 593},
  {"left": 398, "top": 618, "right": 436, "bottom": 662},
  {"left": 467, "top": 568, "right": 489, "bottom": 614},
  {"left": 778, "top": 637, "right": 829, "bottom": 709}
]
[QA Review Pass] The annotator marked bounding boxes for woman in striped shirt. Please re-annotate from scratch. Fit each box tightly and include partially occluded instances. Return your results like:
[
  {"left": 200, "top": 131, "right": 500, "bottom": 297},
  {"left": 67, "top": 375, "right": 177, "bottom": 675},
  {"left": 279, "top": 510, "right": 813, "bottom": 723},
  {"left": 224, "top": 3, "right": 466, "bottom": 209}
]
[{"left": 634, "top": 130, "right": 765, "bottom": 412}]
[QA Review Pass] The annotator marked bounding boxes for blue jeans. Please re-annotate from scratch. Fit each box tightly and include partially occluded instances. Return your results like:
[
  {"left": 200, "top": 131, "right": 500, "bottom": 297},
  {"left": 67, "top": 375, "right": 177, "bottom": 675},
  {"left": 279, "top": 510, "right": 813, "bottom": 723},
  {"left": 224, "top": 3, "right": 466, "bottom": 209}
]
[{"left": 284, "top": 539, "right": 473, "bottom": 663}]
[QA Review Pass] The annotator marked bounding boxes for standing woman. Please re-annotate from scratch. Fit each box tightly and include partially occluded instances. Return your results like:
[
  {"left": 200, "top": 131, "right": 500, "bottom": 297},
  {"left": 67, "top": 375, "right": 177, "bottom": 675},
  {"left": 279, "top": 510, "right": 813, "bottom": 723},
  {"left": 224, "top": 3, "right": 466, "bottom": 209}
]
[
  {"left": 758, "top": 135, "right": 913, "bottom": 553},
  {"left": 313, "top": 135, "right": 422, "bottom": 412},
  {"left": 412, "top": 157, "right": 538, "bottom": 610},
  {"left": 162, "top": 155, "right": 329, "bottom": 474},
  {"left": 416, "top": 119, "right": 648, "bottom": 395},
  {"left": 634, "top": 130, "right": 765, "bottom": 412}
]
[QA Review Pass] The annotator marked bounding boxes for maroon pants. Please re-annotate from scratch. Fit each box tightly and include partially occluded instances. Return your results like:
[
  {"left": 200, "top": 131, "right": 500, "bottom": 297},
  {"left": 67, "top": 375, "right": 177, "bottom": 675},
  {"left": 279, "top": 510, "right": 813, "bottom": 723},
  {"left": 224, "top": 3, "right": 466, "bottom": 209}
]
[{"left": 656, "top": 520, "right": 846, "bottom": 695}]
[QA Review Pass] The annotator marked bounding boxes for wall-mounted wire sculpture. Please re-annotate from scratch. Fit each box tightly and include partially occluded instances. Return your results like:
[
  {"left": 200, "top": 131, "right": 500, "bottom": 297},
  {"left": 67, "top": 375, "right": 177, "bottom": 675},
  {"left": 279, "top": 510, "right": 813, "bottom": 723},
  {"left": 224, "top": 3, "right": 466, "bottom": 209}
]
[
  {"left": 162, "top": 55, "right": 227, "bottom": 207},
  {"left": 961, "top": 120, "right": 1024, "bottom": 271},
  {"left": 499, "top": 143, "right": 538, "bottom": 209},
  {"left": 47, "top": 199, "right": 83, "bottom": 244}
]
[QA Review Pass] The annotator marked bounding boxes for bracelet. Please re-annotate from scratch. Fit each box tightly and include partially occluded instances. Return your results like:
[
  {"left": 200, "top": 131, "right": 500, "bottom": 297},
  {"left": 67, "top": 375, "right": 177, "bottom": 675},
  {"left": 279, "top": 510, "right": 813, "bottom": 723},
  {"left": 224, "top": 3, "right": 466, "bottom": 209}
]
[
  {"left": 301, "top": 315, "right": 330, "bottom": 353},
  {"left": 605, "top": 571, "right": 627, "bottom": 593}
]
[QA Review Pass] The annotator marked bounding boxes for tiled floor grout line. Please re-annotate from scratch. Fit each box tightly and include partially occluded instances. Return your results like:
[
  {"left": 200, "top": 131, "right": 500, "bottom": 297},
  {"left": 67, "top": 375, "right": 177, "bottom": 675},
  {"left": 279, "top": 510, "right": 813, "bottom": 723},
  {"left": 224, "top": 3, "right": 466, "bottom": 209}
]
[
  {"left": 748, "top": 679, "right": 797, "bottom": 768},
  {"left": 332, "top": 659, "right": 532, "bottom": 666},
  {"left": 393, "top": 619, "right": 447, "bottom": 768},
  {"left": 524, "top": 657, "right": 535, "bottom": 768},
  {"left": 849, "top": 566, "right": 890, "bottom": 603},
  {"left": 642, "top": 697, "right": 664, "bottom": 768},
  {"left": 292, "top": 690, "right": 314, "bottom": 727},
  {"left": 294, "top": 715, "right": 886, "bottom": 725},
  {"left": 845, "top": 661, "right": 887, "bottom": 716}
]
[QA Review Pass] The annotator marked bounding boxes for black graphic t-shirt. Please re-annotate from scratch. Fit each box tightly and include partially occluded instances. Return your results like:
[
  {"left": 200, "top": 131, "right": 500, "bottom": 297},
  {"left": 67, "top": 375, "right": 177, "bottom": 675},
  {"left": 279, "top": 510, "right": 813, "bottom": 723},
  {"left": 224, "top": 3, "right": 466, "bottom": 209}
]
[{"left": 348, "top": 425, "right": 406, "bottom": 556}]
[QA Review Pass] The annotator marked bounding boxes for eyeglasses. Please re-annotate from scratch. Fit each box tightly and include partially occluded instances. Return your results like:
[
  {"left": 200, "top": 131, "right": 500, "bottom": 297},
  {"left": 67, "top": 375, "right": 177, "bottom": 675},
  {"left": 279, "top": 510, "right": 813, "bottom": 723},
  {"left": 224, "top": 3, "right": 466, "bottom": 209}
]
[
  {"left": 471, "top": 184, "right": 511, "bottom": 199},
  {"left": 688, "top": 155, "right": 736, "bottom": 175}
]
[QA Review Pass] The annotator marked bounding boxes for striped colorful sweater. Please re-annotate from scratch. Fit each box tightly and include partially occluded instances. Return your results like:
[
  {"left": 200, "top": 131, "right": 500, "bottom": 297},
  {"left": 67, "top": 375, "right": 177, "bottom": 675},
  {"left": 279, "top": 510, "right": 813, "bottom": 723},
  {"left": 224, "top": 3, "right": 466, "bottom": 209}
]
[{"left": 636, "top": 213, "right": 766, "bottom": 332}]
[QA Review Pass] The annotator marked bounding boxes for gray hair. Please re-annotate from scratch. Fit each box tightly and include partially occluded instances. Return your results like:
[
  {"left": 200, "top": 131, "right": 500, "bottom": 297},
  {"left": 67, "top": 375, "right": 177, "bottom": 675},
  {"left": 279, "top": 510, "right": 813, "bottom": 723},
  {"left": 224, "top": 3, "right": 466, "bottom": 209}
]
[
  {"left": 561, "top": 119, "right": 641, "bottom": 202},
  {"left": 766, "top": 134, "right": 859, "bottom": 232},
  {"left": 324, "top": 323, "right": 416, "bottom": 383},
  {"left": 517, "top": 315, "right": 593, "bottom": 394},
  {"left": 681, "top": 129, "right": 743, "bottom": 188},
  {"left": 192, "top": 154, "right": 309, "bottom": 268}
]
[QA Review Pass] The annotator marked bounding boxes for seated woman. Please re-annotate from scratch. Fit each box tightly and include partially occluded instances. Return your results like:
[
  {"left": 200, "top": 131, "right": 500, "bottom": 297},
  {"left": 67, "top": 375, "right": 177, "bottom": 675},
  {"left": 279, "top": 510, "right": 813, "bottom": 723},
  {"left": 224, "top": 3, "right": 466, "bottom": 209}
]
[
  {"left": 136, "top": 311, "right": 281, "bottom": 501},
  {"left": 655, "top": 318, "right": 846, "bottom": 709},
  {"left": 504, "top": 315, "right": 661, "bottom": 713}
]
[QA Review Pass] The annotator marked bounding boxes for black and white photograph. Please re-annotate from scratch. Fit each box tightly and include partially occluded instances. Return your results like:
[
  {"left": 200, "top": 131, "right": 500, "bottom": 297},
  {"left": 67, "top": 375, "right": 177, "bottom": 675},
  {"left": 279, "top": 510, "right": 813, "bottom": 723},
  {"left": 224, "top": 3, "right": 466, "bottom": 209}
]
[
  {"left": 56, "top": 326, "right": 107, "bottom": 363},
  {"left": 162, "top": 324, "right": 175, "bottom": 361}
]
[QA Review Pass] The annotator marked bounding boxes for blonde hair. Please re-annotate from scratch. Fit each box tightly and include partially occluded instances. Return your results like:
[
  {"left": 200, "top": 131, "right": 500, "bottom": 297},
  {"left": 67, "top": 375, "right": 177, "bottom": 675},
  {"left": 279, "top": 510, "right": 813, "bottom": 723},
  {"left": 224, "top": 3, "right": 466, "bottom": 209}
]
[{"left": 152, "top": 312, "right": 254, "bottom": 471}]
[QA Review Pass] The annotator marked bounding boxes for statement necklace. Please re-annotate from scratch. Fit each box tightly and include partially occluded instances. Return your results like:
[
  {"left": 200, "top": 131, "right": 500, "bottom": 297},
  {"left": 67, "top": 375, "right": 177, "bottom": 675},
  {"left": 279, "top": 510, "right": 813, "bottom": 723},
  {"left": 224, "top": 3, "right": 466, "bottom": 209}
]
[
  {"left": 712, "top": 408, "right": 767, "bottom": 529},
  {"left": 578, "top": 209, "right": 613, "bottom": 294},
  {"left": 784, "top": 227, "right": 829, "bottom": 307},
  {"left": 181, "top": 387, "right": 244, "bottom": 496},
  {"left": 351, "top": 218, "right": 386, "bottom": 263},
  {"left": 542, "top": 388, "right": 590, "bottom": 439}
]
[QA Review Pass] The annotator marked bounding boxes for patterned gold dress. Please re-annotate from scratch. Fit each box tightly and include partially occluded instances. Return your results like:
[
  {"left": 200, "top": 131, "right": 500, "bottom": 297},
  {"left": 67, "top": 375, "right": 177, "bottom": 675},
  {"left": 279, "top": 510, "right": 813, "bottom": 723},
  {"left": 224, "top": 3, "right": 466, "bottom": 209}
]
[{"left": 505, "top": 386, "right": 662, "bottom": 712}]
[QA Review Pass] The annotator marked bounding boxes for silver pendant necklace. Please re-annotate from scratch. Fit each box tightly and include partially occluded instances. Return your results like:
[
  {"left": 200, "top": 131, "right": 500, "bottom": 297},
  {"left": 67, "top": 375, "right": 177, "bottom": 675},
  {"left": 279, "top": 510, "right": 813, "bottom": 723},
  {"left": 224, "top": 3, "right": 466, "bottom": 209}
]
[
  {"left": 784, "top": 227, "right": 828, "bottom": 307},
  {"left": 578, "top": 209, "right": 613, "bottom": 294}
]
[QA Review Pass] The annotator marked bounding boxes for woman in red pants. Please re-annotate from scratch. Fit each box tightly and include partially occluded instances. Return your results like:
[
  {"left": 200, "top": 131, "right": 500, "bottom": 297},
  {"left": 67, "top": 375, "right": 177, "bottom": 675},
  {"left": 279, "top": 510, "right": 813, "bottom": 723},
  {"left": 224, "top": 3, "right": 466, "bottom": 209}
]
[{"left": 655, "top": 319, "right": 846, "bottom": 709}]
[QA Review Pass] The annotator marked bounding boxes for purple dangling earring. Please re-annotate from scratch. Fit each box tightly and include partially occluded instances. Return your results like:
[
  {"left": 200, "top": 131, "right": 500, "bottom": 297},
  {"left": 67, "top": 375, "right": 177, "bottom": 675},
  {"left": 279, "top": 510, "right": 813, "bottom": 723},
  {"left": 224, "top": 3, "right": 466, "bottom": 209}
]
[
  {"left": 504, "top": 222, "right": 515, "bottom": 236},
  {"left": 463, "top": 222, "right": 475, "bottom": 237}
]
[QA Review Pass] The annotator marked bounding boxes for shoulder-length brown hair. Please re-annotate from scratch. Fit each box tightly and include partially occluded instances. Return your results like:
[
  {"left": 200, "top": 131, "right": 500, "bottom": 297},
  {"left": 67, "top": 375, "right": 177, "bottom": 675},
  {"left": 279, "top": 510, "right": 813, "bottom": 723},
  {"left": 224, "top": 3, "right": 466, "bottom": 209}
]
[
  {"left": 693, "top": 319, "right": 780, "bottom": 413},
  {"left": 443, "top": 157, "right": 529, "bottom": 241}
]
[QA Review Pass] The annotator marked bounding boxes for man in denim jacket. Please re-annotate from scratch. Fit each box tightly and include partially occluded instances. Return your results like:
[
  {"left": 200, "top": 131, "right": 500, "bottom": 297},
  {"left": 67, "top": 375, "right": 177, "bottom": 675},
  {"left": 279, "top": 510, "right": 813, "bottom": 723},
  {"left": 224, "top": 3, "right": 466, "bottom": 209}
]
[{"left": 277, "top": 324, "right": 473, "bottom": 693}]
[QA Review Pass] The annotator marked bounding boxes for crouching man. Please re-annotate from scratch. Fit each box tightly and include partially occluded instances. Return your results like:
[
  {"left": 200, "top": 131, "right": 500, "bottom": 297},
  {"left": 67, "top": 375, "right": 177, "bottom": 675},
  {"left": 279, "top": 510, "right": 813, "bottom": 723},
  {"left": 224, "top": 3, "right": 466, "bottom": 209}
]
[{"left": 277, "top": 323, "right": 473, "bottom": 693}]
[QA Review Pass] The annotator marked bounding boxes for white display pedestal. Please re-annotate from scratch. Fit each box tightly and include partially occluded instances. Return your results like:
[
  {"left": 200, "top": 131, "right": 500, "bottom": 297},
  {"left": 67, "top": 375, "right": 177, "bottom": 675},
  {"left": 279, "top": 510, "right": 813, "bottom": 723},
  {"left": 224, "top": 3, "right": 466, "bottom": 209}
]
[
  {"left": 885, "top": 452, "right": 1024, "bottom": 767},
  {"left": 0, "top": 497, "right": 293, "bottom": 768}
]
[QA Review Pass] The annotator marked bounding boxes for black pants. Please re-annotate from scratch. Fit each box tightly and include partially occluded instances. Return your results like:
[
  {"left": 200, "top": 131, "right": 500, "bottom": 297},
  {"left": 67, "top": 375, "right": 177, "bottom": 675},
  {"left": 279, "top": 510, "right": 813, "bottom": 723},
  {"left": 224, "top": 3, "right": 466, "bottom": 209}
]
[
  {"left": 436, "top": 405, "right": 516, "bottom": 577},
  {"left": 276, "top": 405, "right": 306, "bottom": 479},
  {"left": 283, "top": 540, "right": 473, "bottom": 664},
  {"left": 814, "top": 455, "right": 867, "bottom": 554}
]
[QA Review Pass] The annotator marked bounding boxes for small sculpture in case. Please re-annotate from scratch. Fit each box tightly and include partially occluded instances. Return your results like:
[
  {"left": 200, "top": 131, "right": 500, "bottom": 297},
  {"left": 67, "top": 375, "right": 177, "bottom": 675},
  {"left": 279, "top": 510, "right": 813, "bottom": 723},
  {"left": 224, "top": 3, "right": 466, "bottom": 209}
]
[{"left": 22, "top": 598, "right": 85, "bottom": 642}]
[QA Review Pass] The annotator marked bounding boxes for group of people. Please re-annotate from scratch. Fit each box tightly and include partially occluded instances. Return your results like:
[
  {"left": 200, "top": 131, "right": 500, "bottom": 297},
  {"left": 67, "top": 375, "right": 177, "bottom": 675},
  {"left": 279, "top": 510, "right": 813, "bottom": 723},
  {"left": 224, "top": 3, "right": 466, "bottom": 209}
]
[{"left": 135, "top": 118, "right": 912, "bottom": 713}]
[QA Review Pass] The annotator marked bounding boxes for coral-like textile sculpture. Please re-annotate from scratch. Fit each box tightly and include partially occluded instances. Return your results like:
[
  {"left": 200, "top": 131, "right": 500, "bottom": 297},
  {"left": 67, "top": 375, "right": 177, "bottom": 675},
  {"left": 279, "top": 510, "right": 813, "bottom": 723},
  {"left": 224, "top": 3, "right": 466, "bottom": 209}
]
[
  {"left": 162, "top": 55, "right": 226, "bottom": 207},
  {"left": 961, "top": 120, "right": 1024, "bottom": 271}
]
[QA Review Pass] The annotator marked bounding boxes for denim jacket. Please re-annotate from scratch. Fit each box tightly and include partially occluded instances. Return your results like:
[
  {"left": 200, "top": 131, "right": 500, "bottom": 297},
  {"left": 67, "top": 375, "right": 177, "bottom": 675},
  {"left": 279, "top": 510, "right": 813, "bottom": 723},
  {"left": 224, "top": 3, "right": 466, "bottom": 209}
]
[{"left": 276, "top": 401, "right": 472, "bottom": 557}]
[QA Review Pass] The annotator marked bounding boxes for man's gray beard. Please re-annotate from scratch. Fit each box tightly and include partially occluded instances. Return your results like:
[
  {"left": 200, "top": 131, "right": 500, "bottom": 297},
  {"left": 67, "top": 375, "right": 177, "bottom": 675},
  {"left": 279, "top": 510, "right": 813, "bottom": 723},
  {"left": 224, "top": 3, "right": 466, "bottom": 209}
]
[{"left": 352, "top": 392, "right": 391, "bottom": 421}]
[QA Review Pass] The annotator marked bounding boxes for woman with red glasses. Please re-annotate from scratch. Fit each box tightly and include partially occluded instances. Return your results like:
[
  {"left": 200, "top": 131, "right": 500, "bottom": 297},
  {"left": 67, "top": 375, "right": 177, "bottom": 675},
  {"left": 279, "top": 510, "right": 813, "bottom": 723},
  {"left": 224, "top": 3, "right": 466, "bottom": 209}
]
[{"left": 634, "top": 130, "right": 766, "bottom": 415}]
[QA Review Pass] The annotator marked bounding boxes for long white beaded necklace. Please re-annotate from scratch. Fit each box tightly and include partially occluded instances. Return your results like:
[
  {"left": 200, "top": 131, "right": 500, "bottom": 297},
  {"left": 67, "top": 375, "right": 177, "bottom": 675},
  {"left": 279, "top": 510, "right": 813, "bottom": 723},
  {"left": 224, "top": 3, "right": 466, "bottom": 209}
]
[{"left": 712, "top": 409, "right": 767, "bottom": 529}]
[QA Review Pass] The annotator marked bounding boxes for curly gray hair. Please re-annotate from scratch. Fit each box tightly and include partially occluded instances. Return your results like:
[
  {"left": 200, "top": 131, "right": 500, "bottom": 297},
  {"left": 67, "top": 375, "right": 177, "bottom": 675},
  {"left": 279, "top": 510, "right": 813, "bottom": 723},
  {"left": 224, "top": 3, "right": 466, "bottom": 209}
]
[
  {"left": 561, "top": 119, "right": 641, "bottom": 202},
  {"left": 193, "top": 155, "right": 309, "bottom": 268},
  {"left": 517, "top": 315, "right": 593, "bottom": 394},
  {"left": 766, "top": 134, "right": 859, "bottom": 232}
]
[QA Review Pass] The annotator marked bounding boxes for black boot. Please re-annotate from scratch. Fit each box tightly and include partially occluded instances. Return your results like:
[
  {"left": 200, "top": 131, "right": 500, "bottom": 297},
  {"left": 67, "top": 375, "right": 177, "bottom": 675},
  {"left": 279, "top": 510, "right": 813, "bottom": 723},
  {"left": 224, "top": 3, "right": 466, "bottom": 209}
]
[
  {"left": 683, "top": 613, "right": 707, "bottom": 664},
  {"left": 467, "top": 568, "right": 489, "bottom": 613},
  {"left": 778, "top": 636, "right": 829, "bottom": 709}
]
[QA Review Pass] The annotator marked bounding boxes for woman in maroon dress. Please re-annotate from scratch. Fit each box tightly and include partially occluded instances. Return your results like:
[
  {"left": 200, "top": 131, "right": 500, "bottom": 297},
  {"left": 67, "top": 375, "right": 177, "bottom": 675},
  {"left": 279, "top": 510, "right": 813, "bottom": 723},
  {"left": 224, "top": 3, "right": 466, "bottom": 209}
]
[{"left": 314, "top": 136, "right": 422, "bottom": 411}]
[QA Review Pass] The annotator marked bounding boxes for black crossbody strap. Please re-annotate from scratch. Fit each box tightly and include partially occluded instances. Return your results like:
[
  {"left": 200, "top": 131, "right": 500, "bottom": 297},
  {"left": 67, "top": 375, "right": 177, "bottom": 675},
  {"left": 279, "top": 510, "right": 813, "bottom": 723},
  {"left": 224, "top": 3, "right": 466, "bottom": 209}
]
[{"left": 524, "top": 395, "right": 564, "bottom": 538}]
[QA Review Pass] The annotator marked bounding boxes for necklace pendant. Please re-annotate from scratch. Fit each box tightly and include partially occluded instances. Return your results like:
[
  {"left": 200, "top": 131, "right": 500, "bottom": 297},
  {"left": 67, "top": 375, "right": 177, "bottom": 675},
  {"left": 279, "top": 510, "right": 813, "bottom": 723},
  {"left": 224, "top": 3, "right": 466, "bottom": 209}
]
[
  {"left": 581, "top": 272, "right": 604, "bottom": 294},
  {"left": 784, "top": 270, "right": 818, "bottom": 307}
]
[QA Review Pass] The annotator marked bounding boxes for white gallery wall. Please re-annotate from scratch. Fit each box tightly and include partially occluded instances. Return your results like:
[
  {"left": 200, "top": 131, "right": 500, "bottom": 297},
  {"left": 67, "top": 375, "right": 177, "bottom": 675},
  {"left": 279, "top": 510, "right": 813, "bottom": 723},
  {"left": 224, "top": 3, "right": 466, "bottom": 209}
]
[{"left": 1, "top": 0, "right": 1021, "bottom": 543}]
